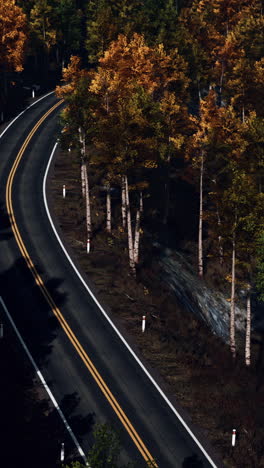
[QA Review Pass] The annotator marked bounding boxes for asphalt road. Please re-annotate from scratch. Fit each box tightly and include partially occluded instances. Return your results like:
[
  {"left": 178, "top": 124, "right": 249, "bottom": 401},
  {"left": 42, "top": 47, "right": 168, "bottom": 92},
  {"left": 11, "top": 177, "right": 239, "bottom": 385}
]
[{"left": 0, "top": 94, "right": 223, "bottom": 468}]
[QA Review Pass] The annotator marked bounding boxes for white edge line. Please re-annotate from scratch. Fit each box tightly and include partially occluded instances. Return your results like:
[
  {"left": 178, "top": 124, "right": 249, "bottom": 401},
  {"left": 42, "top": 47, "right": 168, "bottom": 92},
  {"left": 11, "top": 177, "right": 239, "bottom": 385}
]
[
  {"left": 43, "top": 143, "right": 218, "bottom": 468},
  {"left": 0, "top": 91, "right": 54, "bottom": 140},
  {"left": 0, "top": 296, "right": 89, "bottom": 467},
  {"left": 0, "top": 91, "right": 88, "bottom": 466}
]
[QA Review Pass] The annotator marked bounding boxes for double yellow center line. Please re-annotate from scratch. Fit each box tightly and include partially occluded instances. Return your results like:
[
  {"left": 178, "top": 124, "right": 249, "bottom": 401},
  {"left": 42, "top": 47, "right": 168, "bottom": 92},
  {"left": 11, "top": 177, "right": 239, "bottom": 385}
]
[{"left": 5, "top": 100, "right": 157, "bottom": 466}]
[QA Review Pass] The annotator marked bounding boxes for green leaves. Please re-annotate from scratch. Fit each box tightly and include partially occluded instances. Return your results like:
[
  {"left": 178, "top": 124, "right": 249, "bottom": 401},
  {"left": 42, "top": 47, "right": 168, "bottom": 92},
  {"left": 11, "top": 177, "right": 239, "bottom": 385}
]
[
  {"left": 86, "top": 424, "right": 121, "bottom": 468},
  {"left": 63, "top": 423, "right": 144, "bottom": 467}
]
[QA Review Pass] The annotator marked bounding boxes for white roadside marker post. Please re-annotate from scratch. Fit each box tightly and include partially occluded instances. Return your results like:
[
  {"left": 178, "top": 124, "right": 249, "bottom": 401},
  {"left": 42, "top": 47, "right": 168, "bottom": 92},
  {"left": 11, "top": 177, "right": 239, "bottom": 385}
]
[
  {"left": 0, "top": 323, "right": 3, "bottom": 338},
  {"left": 142, "top": 315, "right": 146, "bottom": 333},
  {"left": 87, "top": 239, "right": 90, "bottom": 254},
  {"left": 232, "top": 429, "right": 236, "bottom": 447},
  {"left": 32, "top": 88, "right": 35, "bottom": 98},
  {"left": 63, "top": 185, "right": 66, "bottom": 198},
  {"left": 60, "top": 442, "right": 65, "bottom": 462}
]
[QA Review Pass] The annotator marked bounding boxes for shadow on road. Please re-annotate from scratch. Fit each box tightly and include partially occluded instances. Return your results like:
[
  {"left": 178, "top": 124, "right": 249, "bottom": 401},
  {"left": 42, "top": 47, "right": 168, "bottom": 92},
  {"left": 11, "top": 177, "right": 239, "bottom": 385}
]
[
  {"left": 0, "top": 201, "right": 12, "bottom": 242},
  {"left": 0, "top": 257, "right": 95, "bottom": 468},
  {"left": 182, "top": 454, "right": 204, "bottom": 467}
]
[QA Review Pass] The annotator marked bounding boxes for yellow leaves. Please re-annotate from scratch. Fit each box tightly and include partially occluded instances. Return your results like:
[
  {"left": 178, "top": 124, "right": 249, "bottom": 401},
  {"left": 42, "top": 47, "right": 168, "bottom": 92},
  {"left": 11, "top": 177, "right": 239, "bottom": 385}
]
[
  {"left": 196, "top": 0, "right": 210, "bottom": 14},
  {"left": 225, "top": 274, "right": 232, "bottom": 284},
  {"left": 169, "top": 135, "right": 184, "bottom": 150},
  {"left": 254, "top": 58, "right": 264, "bottom": 85},
  {"left": 90, "top": 32, "right": 189, "bottom": 105},
  {"left": 143, "top": 160, "right": 158, "bottom": 169},
  {"left": 159, "top": 93, "right": 181, "bottom": 115},
  {"left": 56, "top": 55, "right": 92, "bottom": 104},
  {"left": 61, "top": 55, "right": 82, "bottom": 84},
  {"left": 0, "top": 0, "right": 27, "bottom": 72},
  {"left": 113, "top": 156, "right": 123, "bottom": 164}
]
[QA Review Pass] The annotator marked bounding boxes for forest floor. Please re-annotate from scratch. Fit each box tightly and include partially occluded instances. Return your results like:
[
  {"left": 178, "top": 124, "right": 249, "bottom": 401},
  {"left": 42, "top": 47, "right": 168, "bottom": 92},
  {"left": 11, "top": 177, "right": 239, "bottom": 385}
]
[{"left": 49, "top": 147, "right": 264, "bottom": 468}]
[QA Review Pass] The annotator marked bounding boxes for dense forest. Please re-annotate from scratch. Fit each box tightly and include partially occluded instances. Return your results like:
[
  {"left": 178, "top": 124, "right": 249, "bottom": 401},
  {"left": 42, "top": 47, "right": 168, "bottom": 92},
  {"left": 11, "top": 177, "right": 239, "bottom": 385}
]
[{"left": 1, "top": 1, "right": 264, "bottom": 467}]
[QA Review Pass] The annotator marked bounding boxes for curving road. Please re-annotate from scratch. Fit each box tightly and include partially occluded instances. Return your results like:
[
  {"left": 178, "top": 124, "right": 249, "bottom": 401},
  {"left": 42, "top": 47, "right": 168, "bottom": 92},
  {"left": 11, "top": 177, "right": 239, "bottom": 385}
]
[{"left": 0, "top": 94, "right": 223, "bottom": 468}]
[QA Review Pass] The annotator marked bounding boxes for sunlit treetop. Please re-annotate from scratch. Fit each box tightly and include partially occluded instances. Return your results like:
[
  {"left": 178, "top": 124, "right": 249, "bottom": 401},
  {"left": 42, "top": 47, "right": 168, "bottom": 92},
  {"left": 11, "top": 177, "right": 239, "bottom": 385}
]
[{"left": 0, "top": 0, "right": 27, "bottom": 72}]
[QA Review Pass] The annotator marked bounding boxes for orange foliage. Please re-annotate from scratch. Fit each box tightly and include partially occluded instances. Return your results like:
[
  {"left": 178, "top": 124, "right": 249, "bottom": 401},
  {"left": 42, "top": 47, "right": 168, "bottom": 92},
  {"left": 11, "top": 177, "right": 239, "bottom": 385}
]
[{"left": 0, "top": 0, "right": 27, "bottom": 73}]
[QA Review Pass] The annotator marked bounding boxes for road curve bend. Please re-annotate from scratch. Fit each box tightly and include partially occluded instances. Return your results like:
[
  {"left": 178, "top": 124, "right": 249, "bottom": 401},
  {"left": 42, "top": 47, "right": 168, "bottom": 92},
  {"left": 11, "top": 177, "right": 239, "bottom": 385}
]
[{"left": 0, "top": 94, "right": 223, "bottom": 468}]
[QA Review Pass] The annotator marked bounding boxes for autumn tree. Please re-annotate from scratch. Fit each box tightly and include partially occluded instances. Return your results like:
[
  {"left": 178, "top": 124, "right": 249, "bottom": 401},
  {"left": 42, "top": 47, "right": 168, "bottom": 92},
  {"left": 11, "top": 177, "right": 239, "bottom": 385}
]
[
  {"left": 186, "top": 90, "right": 225, "bottom": 278},
  {"left": 56, "top": 56, "right": 97, "bottom": 252},
  {"left": 89, "top": 33, "right": 189, "bottom": 273},
  {"left": 210, "top": 111, "right": 263, "bottom": 363},
  {"left": 225, "top": 12, "right": 264, "bottom": 119},
  {"left": 186, "top": 85, "right": 264, "bottom": 361},
  {"left": 177, "top": 0, "right": 263, "bottom": 109},
  {"left": 0, "top": 0, "right": 27, "bottom": 120},
  {"left": 0, "top": 0, "right": 27, "bottom": 74}
]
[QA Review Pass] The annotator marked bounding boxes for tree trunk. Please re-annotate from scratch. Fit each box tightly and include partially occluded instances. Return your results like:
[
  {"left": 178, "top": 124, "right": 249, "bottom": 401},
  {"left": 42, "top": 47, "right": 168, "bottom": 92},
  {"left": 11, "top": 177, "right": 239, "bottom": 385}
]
[
  {"left": 198, "top": 152, "right": 204, "bottom": 278},
  {"left": 125, "top": 175, "right": 136, "bottom": 276},
  {"left": 81, "top": 159, "right": 86, "bottom": 198},
  {"left": 217, "top": 207, "right": 224, "bottom": 265},
  {"left": 78, "top": 127, "right": 86, "bottom": 157},
  {"left": 134, "top": 192, "right": 143, "bottom": 264},
  {"left": 230, "top": 234, "right": 236, "bottom": 359},
  {"left": 219, "top": 62, "right": 225, "bottom": 104},
  {"left": 121, "top": 174, "right": 127, "bottom": 228},
  {"left": 242, "top": 89, "right": 245, "bottom": 123},
  {"left": 198, "top": 80, "right": 201, "bottom": 102},
  {"left": 245, "top": 290, "right": 251, "bottom": 366},
  {"left": 242, "top": 104, "right": 245, "bottom": 123},
  {"left": 83, "top": 164, "right": 92, "bottom": 252},
  {"left": 106, "top": 187, "right": 111, "bottom": 233},
  {"left": 56, "top": 46, "right": 59, "bottom": 65},
  {"left": 79, "top": 128, "right": 86, "bottom": 198}
]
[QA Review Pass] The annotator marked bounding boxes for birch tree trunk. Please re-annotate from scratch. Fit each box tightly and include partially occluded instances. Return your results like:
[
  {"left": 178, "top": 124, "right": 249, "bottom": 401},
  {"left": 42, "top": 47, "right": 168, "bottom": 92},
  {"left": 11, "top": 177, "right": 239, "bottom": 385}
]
[
  {"left": 79, "top": 127, "right": 86, "bottom": 198},
  {"left": 217, "top": 207, "right": 224, "bottom": 266},
  {"left": 106, "top": 187, "right": 111, "bottom": 233},
  {"left": 245, "top": 289, "right": 251, "bottom": 366},
  {"left": 81, "top": 160, "right": 86, "bottom": 198},
  {"left": 83, "top": 164, "right": 92, "bottom": 252},
  {"left": 198, "top": 80, "right": 201, "bottom": 102},
  {"left": 230, "top": 234, "right": 236, "bottom": 359},
  {"left": 212, "top": 178, "right": 224, "bottom": 265},
  {"left": 125, "top": 175, "right": 136, "bottom": 276},
  {"left": 198, "top": 152, "right": 204, "bottom": 278},
  {"left": 134, "top": 192, "right": 143, "bottom": 264},
  {"left": 242, "top": 104, "right": 245, "bottom": 123},
  {"left": 121, "top": 174, "right": 127, "bottom": 228}
]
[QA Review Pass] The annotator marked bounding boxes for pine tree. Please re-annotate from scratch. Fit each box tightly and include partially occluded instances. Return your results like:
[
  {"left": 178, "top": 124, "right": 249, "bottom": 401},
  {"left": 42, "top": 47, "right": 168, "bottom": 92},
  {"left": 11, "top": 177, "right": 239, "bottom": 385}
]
[{"left": 52, "top": 0, "right": 83, "bottom": 67}]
